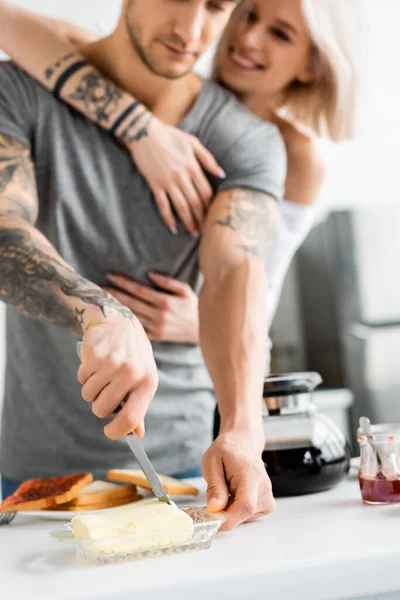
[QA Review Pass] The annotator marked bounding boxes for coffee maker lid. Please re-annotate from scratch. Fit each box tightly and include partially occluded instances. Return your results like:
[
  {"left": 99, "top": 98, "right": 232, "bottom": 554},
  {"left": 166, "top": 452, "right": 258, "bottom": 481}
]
[{"left": 263, "top": 372, "right": 322, "bottom": 398}]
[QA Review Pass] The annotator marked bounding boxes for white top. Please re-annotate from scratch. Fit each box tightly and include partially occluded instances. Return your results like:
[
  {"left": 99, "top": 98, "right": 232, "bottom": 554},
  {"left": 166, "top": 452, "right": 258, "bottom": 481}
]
[
  {"left": 264, "top": 199, "right": 318, "bottom": 373},
  {"left": 2, "top": 473, "right": 400, "bottom": 600}
]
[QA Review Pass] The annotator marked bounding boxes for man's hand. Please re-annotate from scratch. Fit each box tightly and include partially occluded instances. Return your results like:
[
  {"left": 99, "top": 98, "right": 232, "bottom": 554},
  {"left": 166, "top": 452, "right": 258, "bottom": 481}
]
[
  {"left": 104, "top": 272, "right": 199, "bottom": 344},
  {"left": 77, "top": 311, "right": 158, "bottom": 440},
  {"left": 202, "top": 430, "right": 275, "bottom": 531}
]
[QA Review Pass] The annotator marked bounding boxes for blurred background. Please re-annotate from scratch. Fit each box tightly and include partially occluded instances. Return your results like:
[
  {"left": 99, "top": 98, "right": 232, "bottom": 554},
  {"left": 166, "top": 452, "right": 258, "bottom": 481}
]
[{"left": 0, "top": 0, "right": 399, "bottom": 450}]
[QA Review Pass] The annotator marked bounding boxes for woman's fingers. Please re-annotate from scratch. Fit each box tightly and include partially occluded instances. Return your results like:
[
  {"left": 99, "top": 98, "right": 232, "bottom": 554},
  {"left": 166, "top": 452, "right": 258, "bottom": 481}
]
[
  {"left": 191, "top": 137, "right": 226, "bottom": 181},
  {"left": 103, "top": 286, "right": 155, "bottom": 319},
  {"left": 151, "top": 186, "right": 177, "bottom": 233},
  {"left": 167, "top": 183, "right": 199, "bottom": 236},
  {"left": 175, "top": 170, "right": 205, "bottom": 226},
  {"left": 107, "top": 274, "right": 166, "bottom": 306},
  {"left": 192, "top": 167, "right": 214, "bottom": 209},
  {"left": 148, "top": 272, "right": 191, "bottom": 297}
]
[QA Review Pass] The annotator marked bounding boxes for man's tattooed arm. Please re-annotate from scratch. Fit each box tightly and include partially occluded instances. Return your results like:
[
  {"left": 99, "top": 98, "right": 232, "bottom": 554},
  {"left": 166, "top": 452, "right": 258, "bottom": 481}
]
[
  {"left": 198, "top": 188, "right": 279, "bottom": 438},
  {"left": 0, "top": 133, "right": 135, "bottom": 335},
  {"left": 214, "top": 189, "right": 279, "bottom": 259}
]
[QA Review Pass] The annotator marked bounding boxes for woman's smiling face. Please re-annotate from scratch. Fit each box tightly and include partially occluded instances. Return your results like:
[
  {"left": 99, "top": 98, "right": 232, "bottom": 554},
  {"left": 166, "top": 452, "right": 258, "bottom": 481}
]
[{"left": 216, "top": 0, "right": 315, "bottom": 105}]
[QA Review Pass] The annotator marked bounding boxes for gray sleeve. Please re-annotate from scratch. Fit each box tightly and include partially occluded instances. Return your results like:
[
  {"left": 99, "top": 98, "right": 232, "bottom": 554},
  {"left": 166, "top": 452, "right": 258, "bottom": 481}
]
[
  {"left": 0, "top": 62, "right": 39, "bottom": 147},
  {"left": 217, "top": 120, "right": 287, "bottom": 202}
]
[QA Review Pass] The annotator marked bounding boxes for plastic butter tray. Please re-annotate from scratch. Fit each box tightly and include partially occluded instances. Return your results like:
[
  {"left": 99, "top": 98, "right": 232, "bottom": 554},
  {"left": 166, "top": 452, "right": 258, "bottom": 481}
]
[{"left": 50, "top": 506, "right": 227, "bottom": 565}]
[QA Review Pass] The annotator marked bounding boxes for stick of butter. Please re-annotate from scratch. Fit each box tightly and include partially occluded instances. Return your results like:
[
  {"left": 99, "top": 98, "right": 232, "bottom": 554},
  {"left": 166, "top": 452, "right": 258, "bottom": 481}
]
[{"left": 71, "top": 499, "right": 194, "bottom": 555}]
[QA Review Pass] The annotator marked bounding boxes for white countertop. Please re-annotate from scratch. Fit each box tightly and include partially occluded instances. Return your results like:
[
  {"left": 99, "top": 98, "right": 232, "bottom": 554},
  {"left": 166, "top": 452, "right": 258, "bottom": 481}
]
[{"left": 2, "top": 471, "right": 400, "bottom": 600}]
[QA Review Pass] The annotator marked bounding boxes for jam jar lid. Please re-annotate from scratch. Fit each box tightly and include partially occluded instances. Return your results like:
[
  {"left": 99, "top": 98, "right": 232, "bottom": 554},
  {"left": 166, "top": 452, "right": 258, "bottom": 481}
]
[
  {"left": 357, "top": 422, "right": 400, "bottom": 443},
  {"left": 263, "top": 372, "right": 322, "bottom": 398}
]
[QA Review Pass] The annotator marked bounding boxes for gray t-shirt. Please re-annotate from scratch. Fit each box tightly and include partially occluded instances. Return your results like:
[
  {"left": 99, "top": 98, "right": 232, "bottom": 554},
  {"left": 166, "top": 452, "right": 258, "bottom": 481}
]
[{"left": 0, "top": 62, "right": 286, "bottom": 480}]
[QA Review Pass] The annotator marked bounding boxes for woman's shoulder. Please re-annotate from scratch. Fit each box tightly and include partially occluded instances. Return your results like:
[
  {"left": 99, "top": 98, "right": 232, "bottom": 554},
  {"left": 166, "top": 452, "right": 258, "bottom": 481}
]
[
  {"left": 273, "top": 116, "right": 326, "bottom": 205},
  {"left": 276, "top": 117, "right": 325, "bottom": 176}
]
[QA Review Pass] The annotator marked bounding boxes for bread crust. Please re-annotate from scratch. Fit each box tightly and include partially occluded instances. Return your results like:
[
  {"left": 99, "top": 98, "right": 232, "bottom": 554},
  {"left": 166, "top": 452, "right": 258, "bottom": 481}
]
[
  {"left": 107, "top": 469, "right": 199, "bottom": 496},
  {"left": 51, "top": 493, "right": 143, "bottom": 511},
  {"left": 72, "top": 481, "right": 138, "bottom": 506}
]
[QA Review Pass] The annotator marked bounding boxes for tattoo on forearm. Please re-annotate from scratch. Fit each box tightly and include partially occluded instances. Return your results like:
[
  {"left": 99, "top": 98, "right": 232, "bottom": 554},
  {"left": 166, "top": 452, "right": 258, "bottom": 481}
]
[
  {"left": 0, "top": 228, "right": 136, "bottom": 334},
  {"left": 69, "top": 71, "right": 123, "bottom": 123},
  {"left": 44, "top": 59, "right": 152, "bottom": 142},
  {"left": 120, "top": 111, "right": 152, "bottom": 144},
  {"left": 0, "top": 135, "right": 134, "bottom": 333},
  {"left": 215, "top": 190, "right": 279, "bottom": 259},
  {"left": 44, "top": 52, "right": 78, "bottom": 80}
]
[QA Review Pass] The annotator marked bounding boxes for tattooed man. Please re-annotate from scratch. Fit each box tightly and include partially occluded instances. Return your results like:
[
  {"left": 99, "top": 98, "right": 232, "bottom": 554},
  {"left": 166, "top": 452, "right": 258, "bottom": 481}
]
[{"left": 0, "top": 0, "right": 285, "bottom": 529}]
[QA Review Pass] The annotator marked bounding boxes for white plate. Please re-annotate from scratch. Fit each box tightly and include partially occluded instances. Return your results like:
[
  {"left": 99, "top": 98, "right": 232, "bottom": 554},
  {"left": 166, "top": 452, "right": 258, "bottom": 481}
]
[
  {"left": 14, "top": 491, "right": 200, "bottom": 521},
  {"left": 16, "top": 498, "right": 152, "bottom": 521}
]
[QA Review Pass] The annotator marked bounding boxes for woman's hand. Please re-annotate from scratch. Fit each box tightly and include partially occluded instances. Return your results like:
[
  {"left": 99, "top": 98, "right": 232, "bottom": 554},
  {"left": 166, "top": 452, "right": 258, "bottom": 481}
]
[
  {"left": 128, "top": 117, "right": 226, "bottom": 237},
  {"left": 103, "top": 272, "right": 200, "bottom": 344}
]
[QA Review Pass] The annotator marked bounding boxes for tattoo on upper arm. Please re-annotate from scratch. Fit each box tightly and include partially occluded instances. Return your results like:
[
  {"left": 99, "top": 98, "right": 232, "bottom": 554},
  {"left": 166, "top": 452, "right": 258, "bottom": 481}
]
[
  {"left": 44, "top": 52, "right": 78, "bottom": 81},
  {"left": 0, "top": 135, "right": 37, "bottom": 224},
  {"left": 215, "top": 190, "right": 279, "bottom": 259},
  {"left": 68, "top": 71, "right": 123, "bottom": 123},
  {"left": 0, "top": 228, "right": 136, "bottom": 334}
]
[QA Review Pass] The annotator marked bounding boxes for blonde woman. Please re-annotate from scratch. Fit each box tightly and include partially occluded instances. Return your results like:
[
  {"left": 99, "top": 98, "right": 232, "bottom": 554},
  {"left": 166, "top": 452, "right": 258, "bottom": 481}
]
[{"left": 0, "top": 0, "right": 360, "bottom": 369}]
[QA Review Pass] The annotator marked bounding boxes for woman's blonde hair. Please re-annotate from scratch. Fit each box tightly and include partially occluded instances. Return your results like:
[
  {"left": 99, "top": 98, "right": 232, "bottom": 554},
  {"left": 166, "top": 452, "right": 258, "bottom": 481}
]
[{"left": 215, "top": 0, "right": 364, "bottom": 142}]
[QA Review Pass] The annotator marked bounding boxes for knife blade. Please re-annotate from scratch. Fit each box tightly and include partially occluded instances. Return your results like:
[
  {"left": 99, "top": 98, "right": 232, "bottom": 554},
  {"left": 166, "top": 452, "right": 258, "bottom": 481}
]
[{"left": 76, "top": 341, "right": 172, "bottom": 505}]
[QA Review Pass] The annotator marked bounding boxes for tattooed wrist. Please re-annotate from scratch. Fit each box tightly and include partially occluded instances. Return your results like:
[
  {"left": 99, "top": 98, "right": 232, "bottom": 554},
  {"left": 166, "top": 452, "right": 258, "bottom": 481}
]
[
  {"left": 76, "top": 293, "right": 138, "bottom": 333},
  {"left": 120, "top": 111, "right": 152, "bottom": 145}
]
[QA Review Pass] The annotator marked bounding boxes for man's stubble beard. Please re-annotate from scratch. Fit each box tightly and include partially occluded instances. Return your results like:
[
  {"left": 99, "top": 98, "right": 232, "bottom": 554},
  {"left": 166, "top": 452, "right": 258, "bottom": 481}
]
[{"left": 124, "top": 3, "right": 193, "bottom": 80}]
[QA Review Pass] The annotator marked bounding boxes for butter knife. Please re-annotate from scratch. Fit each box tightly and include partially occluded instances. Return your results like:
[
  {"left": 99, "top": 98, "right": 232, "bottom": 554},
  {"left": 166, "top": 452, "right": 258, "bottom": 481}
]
[{"left": 76, "top": 341, "right": 172, "bottom": 505}]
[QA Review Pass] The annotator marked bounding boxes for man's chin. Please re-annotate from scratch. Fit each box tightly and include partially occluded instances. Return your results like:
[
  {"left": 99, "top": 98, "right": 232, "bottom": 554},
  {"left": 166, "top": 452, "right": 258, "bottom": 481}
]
[{"left": 153, "top": 65, "right": 194, "bottom": 80}]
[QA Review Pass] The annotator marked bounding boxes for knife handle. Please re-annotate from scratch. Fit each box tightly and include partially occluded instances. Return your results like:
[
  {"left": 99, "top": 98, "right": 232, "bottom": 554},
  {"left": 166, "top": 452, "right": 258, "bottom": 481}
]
[{"left": 76, "top": 341, "right": 133, "bottom": 436}]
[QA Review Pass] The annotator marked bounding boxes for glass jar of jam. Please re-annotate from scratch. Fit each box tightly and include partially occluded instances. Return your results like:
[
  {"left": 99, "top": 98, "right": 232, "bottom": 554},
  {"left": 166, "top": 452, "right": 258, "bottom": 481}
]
[
  {"left": 358, "top": 423, "right": 400, "bottom": 504},
  {"left": 262, "top": 373, "right": 352, "bottom": 497}
]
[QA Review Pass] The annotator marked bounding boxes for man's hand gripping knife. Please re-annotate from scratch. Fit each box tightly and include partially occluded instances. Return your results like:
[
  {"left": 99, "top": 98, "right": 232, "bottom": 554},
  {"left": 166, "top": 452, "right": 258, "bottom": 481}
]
[{"left": 0, "top": 133, "right": 158, "bottom": 440}]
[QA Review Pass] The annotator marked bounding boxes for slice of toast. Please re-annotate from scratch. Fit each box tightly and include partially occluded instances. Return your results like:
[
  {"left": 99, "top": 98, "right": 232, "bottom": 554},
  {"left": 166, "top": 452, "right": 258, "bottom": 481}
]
[
  {"left": 0, "top": 473, "right": 93, "bottom": 512},
  {"left": 71, "top": 480, "right": 138, "bottom": 506},
  {"left": 51, "top": 493, "right": 143, "bottom": 512},
  {"left": 107, "top": 469, "right": 199, "bottom": 496}
]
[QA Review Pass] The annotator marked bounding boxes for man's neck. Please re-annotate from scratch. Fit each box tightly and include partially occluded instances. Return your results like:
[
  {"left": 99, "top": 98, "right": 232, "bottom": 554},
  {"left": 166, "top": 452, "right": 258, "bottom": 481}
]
[{"left": 79, "top": 34, "right": 203, "bottom": 125}]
